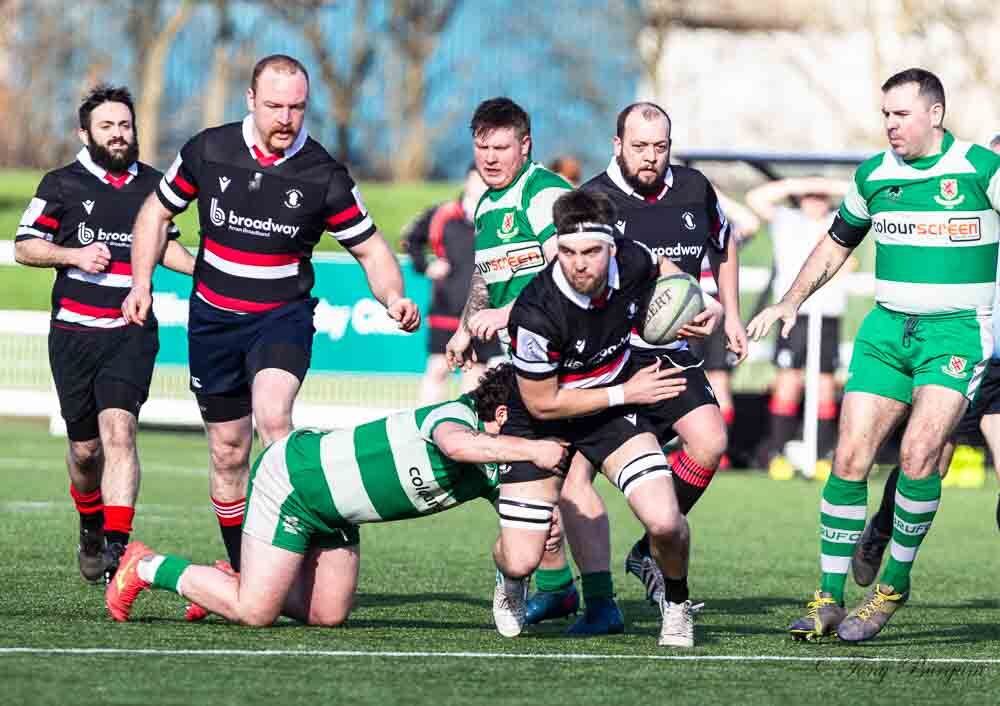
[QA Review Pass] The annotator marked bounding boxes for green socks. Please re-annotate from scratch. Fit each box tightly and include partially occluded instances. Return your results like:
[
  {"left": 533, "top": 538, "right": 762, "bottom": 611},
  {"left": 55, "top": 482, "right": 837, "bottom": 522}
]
[
  {"left": 819, "top": 474, "right": 867, "bottom": 604},
  {"left": 880, "top": 472, "right": 941, "bottom": 594},
  {"left": 535, "top": 564, "right": 574, "bottom": 592},
  {"left": 581, "top": 571, "right": 614, "bottom": 603}
]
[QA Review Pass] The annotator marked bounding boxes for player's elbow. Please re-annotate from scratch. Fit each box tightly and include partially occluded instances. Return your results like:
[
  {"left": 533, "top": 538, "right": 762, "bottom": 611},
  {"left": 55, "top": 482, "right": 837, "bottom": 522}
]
[{"left": 523, "top": 397, "right": 560, "bottom": 420}]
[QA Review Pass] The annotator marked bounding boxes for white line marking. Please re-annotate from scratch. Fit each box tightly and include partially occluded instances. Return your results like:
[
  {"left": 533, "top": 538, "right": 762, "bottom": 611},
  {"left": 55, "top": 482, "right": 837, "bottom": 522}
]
[{"left": 0, "top": 648, "right": 998, "bottom": 665}]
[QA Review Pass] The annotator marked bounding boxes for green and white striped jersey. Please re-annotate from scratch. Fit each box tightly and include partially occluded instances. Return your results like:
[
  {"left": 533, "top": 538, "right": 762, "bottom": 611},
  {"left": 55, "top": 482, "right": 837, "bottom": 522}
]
[
  {"left": 833, "top": 131, "right": 1000, "bottom": 315},
  {"left": 279, "top": 396, "right": 500, "bottom": 527},
  {"left": 474, "top": 161, "right": 572, "bottom": 308}
]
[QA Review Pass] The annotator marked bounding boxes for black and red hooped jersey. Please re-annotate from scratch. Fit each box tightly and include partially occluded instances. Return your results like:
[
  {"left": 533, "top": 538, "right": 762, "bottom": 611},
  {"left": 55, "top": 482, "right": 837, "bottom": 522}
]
[
  {"left": 156, "top": 116, "right": 375, "bottom": 314},
  {"left": 508, "top": 238, "right": 658, "bottom": 390},
  {"left": 582, "top": 160, "right": 729, "bottom": 354},
  {"left": 15, "top": 148, "right": 180, "bottom": 329}
]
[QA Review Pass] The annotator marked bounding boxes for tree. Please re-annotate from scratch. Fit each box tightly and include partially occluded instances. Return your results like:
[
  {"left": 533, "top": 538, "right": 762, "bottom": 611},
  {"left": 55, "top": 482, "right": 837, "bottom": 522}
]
[
  {"left": 385, "top": 0, "right": 461, "bottom": 180},
  {"left": 274, "top": 0, "right": 376, "bottom": 166}
]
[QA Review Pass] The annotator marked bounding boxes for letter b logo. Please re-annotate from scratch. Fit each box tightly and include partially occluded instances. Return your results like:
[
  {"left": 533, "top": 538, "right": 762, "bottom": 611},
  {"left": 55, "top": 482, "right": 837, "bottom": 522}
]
[{"left": 209, "top": 197, "right": 226, "bottom": 227}]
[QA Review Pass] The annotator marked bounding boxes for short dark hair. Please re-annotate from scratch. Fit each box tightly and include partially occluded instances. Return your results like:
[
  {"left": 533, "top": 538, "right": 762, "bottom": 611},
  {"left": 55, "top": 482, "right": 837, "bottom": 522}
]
[
  {"left": 989, "top": 134, "right": 1000, "bottom": 150},
  {"left": 79, "top": 84, "right": 136, "bottom": 132},
  {"left": 251, "top": 54, "right": 310, "bottom": 92},
  {"left": 467, "top": 363, "right": 516, "bottom": 422},
  {"left": 470, "top": 97, "right": 531, "bottom": 141},
  {"left": 881, "top": 68, "right": 945, "bottom": 117},
  {"left": 616, "top": 102, "right": 671, "bottom": 140},
  {"left": 552, "top": 189, "right": 616, "bottom": 234}
]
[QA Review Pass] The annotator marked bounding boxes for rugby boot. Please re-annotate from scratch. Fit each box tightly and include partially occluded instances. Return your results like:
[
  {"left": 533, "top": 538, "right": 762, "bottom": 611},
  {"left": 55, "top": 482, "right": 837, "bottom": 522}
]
[
  {"left": 788, "top": 590, "right": 846, "bottom": 641},
  {"left": 625, "top": 538, "right": 664, "bottom": 605},
  {"left": 768, "top": 455, "right": 796, "bottom": 481},
  {"left": 525, "top": 582, "right": 579, "bottom": 624},
  {"left": 851, "top": 520, "right": 891, "bottom": 587},
  {"left": 103, "top": 540, "right": 127, "bottom": 585},
  {"left": 493, "top": 570, "right": 528, "bottom": 637},
  {"left": 77, "top": 519, "right": 106, "bottom": 584},
  {"left": 658, "top": 598, "right": 702, "bottom": 648},
  {"left": 836, "top": 584, "right": 907, "bottom": 643},
  {"left": 566, "top": 597, "right": 625, "bottom": 636},
  {"left": 105, "top": 541, "right": 154, "bottom": 622}
]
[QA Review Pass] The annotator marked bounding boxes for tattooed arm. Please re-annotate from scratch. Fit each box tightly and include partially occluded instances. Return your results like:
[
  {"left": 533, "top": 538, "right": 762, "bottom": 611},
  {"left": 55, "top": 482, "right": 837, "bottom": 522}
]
[
  {"left": 459, "top": 271, "right": 490, "bottom": 333},
  {"left": 746, "top": 233, "right": 853, "bottom": 341},
  {"left": 431, "top": 422, "right": 570, "bottom": 473}
]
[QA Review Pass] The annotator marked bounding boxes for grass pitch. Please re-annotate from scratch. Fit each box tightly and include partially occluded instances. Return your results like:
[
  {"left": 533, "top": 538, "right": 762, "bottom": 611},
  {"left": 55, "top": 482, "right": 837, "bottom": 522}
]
[{"left": 1, "top": 417, "right": 998, "bottom": 705}]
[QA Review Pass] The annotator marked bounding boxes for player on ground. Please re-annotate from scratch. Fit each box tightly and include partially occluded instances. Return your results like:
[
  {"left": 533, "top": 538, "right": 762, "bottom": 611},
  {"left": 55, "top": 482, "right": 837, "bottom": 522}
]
[
  {"left": 14, "top": 84, "right": 194, "bottom": 583},
  {"left": 445, "top": 98, "right": 621, "bottom": 634},
  {"left": 122, "top": 55, "right": 419, "bottom": 576},
  {"left": 493, "top": 189, "right": 722, "bottom": 647},
  {"left": 105, "top": 365, "right": 569, "bottom": 626},
  {"left": 581, "top": 103, "right": 746, "bottom": 605},
  {"left": 748, "top": 68, "right": 1000, "bottom": 642},
  {"left": 404, "top": 165, "right": 499, "bottom": 404},
  {"left": 746, "top": 177, "right": 851, "bottom": 480}
]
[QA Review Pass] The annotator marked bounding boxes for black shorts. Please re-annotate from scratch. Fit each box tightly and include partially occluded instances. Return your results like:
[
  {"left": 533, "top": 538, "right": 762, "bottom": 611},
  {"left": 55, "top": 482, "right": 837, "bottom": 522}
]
[
  {"left": 689, "top": 328, "right": 737, "bottom": 372},
  {"left": 499, "top": 385, "right": 655, "bottom": 484},
  {"left": 773, "top": 316, "right": 841, "bottom": 373},
  {"left": 188, "top": 297, "right": 316, "bottom": 423},
  {"left": 428, "top": 324, "right": 503, "bottom": 361},
  {"left": 631, "top": 348, "right": 720, "bottom": 438},
  {"left": 953, "top": 359, "right": 1000, "bottom": 442},
  {"left": 48, "top": 319, "right": 159, "bottom": 441}
]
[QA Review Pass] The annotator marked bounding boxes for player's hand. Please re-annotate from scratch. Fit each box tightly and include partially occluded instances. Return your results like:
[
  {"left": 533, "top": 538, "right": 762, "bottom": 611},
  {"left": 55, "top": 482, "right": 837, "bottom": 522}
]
[
  {"left": 544, "top": 507, "right": 563, "bottom": 553},
  {"left": 74, "top": 242, "right": 111, "bottom": 274},
  {"left": 121, "top": 283, "right": 152, "bottom": 325},
  {"left": 678, "top": 295, "right": 724, "bottom": 339},
  {"left": 747, "top": 302, "right": 798, "bottom": 341},
  {"left": 623, "top": 360, "right": 687, "bottom": 405},
  {"left": 724, "top": 314, "right": 749, "bottom": 364},
  {"left": 445, "top": 328, "right": 477, "bottom": 371},
  {"left": 425, "top": 258, "right": 451, "bottom": 281},
  {"left": 468, "top": 307, "right": 509, "bottom": 342},
  {"left": 387, "top": 296, "right": 421, "bottom": 332},
  {"left": 532, "top": 438, "right": 572, "bottom": 475}
]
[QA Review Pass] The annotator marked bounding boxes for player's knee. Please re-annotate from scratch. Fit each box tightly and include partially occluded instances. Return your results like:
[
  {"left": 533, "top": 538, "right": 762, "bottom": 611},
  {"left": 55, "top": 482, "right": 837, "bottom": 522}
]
[
  {"left": 100, "top": 418, "right": 136, "bottom": 453},
  {"left": 254, "top": 413, "right": 293, "bottom": 447},
  {"left": 899, "top": 441, "right": 938, "bottom": 479},
  {"left": 69, "top": 440, "right": 103, "bottom": 473},
  {"left": 309, "top": 602, "right": 352, "bottom": 627},
  {"left": 237, "top": 603, "right": 281, "bottom": 627},
  {"left": 210, "top": 438, "right": 250, "bottom": 476},
  {"left": 686, "top": 434, "right": 726, "bottom": 470},
  {"left": 831, "top": 445, "right": 868, "bottom": 481},
  {"left": 645, "top": 511, "right": 687, "bottom": 545}
]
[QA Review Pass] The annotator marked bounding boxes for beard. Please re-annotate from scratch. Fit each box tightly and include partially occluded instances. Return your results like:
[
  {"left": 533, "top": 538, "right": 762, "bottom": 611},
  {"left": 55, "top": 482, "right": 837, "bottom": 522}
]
[
  {"left": 616, "top": 153, "right": 667, "bottom": 197},
  {"left": 88, "top": 134, "right": 139, "bottom": 174}
]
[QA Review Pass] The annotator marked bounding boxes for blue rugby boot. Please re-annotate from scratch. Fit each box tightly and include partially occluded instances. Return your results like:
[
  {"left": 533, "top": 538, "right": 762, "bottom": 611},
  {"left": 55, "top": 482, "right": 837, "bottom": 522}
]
[
  {"left": 566, "top": 597, "right": 625, "bottom": 636},
  {"left": 525, "top": 582, "right": 579, "bottom": 625}
]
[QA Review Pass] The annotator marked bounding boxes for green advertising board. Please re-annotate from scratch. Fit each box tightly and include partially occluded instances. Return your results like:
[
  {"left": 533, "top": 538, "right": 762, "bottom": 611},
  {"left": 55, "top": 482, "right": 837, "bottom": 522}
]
[{"left": 152, "top": 255, "right": 432, "bottom": 374}]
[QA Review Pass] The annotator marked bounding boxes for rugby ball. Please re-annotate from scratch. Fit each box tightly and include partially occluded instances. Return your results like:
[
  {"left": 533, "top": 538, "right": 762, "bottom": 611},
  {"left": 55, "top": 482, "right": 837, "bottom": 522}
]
[{"left": 641, "top": 273, "right": 705, "bottom": 345}]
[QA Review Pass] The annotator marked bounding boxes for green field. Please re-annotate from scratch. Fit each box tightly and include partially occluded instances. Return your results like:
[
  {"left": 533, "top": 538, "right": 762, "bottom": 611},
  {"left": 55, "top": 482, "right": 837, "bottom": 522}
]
[{"left": 1, "top": 417, "right": 998, "bottom": 705}]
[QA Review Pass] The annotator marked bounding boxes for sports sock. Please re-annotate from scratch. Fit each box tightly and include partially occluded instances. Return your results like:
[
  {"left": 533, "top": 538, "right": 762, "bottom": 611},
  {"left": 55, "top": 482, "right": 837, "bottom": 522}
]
[
  {"left": 880, "top": 472, "right": 941, "bottom": 594},
  {"left": 535, "top": 564, "right": 574, "bottom": 592},
  {"left": 662, "top": 575, "right": 689, "bottom": 604},
  {"left": 765, "top": 398, "right": 800, "bottom": 456},
  {"left": 212, "top": 496, "right": 245, "bottom": 571},
  {"left": 871, "top": 466, "right": 900, "bottom": 537},
  {"left": 103, "top": 505, "right": 134, "bottom": 548},
  {"left": 819, "top": 474, "right": 867, "bottom": 604},
  {"left": 817, "top": 402, "right": 838, "bottom": 457},
  {"left": 670, "top": 450, "right": 717, "bottom": 515},
  {"left": 580, "top": 571, "right": 614, "bottom": 604},
  {"left": 139, "top": 554, "right": 192, "bottom": 595},
  {"left": 636, "top": 533, "right": 651, "bottom": 556},
  {"left": 70, "top": 485, "right": 103, "bottom": 520}
]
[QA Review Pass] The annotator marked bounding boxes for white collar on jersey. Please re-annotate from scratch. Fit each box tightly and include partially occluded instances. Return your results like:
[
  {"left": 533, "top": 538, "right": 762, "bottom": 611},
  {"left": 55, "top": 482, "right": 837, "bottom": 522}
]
[
  {"left": 76, "top": 147, "right": 138, "bottom": 184},
  {"left": 241, "top": 114, "right": 308, "bottom": 166},
  {"left": 553, "top": 255, "right": 621, "bottom": 310},
  {"left": 605, "top": 158, "right": 673, "bottom": 201}
]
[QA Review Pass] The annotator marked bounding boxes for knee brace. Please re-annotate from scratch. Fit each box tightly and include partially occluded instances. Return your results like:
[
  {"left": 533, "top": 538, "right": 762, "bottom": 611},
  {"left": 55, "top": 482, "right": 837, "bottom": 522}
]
[
  {"left": 497, "top": 497, "right": 555, "bottom": 531},
  {"left": 615, "top": 450, "right": 671, "bottom": 498}
]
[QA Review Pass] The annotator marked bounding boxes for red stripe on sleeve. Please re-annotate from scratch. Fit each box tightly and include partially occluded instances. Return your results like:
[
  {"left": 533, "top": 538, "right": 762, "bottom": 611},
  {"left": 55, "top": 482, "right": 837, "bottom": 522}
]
[
  {"left": 326, "top": 204, "right": 361, "bottom": 227},
  {"left": 173, "top": 174, "right": 197, "bottom": 196},
  {"left": 35, "top": 214, "right": 59, "bottom": 229}
]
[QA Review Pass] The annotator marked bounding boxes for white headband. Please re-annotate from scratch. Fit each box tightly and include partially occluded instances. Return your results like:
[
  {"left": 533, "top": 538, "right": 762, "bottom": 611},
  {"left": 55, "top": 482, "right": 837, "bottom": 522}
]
[{"left": 557, "top": 222, "right": 615, "bottom": 245}]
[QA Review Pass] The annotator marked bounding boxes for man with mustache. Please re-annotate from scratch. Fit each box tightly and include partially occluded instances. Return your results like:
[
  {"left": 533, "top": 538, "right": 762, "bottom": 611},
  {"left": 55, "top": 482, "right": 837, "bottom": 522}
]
[
  {"left": 14, "top": 84, "right": 193, "bottom": 583},
  {"left": 123, "top": 55, "right": 419, "bottom": 591}
]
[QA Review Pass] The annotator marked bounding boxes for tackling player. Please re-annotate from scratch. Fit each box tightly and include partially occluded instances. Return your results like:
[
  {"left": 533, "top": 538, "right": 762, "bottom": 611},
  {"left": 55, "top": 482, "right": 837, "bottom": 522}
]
[
  {"left": 493, "top": 189, "right": 722, "bottom": 647},
  {"left": 749, "top": 68, "right": 1000, "bottom": 642},
  {"left": 14, "top": 84, "right": 193, "bottom": 583},
  {"left": 105, "top": 365, "right": 570, "bottom": 626},
  {"left": 122, "top": 55, "right": 419, "bottom": 574}
]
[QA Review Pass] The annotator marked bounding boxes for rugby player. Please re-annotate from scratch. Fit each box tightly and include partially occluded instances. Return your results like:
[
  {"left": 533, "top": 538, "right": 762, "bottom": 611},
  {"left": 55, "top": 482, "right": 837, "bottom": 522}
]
[
  {"left": 404, "top": 165, "right": 499, "bottom": 404},
  {"left": 14, "top": 84, "right": 194, "bottom": 583},
  {"left": 746, "top": 176, "right": 851, "bottom": 479},
  {"left": 581, "top": 103, "right": 745, "bottom": 605},
  {"left": 493, "top": 189, "right": 722, "bottom": 647},
  {"left": 445, "top": 98, "right": 622, "bottom": 634},
  {"left": 122, "top": 55, "right": 419, "bottom": 576},
  {"left": 748, "top": 68, "right": 1000, "bottom": 642},
  {"left": 105, "top": 365, "right": 570, "bottom": 626}
]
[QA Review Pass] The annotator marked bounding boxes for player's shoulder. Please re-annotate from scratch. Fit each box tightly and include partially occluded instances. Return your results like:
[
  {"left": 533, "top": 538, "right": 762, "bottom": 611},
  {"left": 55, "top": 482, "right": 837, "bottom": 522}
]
[
  {"left": 668, "top": 164, "right": 711, "bottom": 188},
  {"left": 580, "top": 170, "right": 617, "bottom": 194},
  {"left": 616, "top": 237, "right": 656, "bottom": 272},
  {"left": 852, "top": 151, "right": 887, "bottom": 184},
  {"left": 961, "top": 141, "right": 1000, "bottom": 177},
  {"left": 134, "top": 161, "right": 165, "bottom": 182},
  {"left": 511, "top": 266, "right": 559, "bottom": 317},
  {"left": 523, "top": 163, "right": 572, "bottom": 198}
]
